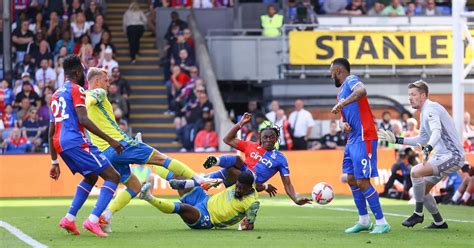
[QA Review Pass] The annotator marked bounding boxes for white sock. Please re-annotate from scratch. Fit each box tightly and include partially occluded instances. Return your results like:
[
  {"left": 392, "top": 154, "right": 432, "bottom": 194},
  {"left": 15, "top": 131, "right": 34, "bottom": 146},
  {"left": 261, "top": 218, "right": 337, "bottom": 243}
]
[
  {"left": 358, "top": 214, "right": 370, "bottom": 226},
  {"left": 452, "top": 191, "right": 462, "bottom": 202},
  {"left": 65, "top": 213, "right": 75, "bottom": 221},
  {"left": 192, "top": 175, "right": 205, "bottom": 184},
  {"left": 185, "top": 180, "right": 197, "bottom": 189},
  {"left": 375, "top": 217, "right": 388, "bottom": 225},
  {"left": 88, "top": 214, "right": 99, "bottom": 223},
  {"left": 434, "top": 220, "right": 445, "bottom": 226},
  {"left": 103, "top": 209, "right": 112, "bottom": 221},
  {"left": 215, "top": 156, "right": 221, "bottom": 165},
  {"left": 462, "top": 192, "right": 471, "bottom": 203}
]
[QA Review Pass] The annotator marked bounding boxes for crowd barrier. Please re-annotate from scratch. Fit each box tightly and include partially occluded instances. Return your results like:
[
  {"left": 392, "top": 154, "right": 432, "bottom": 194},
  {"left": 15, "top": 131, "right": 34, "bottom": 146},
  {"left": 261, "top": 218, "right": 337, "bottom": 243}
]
[{"left": 1, "top": 151, "right": 473, "bottom": 198}]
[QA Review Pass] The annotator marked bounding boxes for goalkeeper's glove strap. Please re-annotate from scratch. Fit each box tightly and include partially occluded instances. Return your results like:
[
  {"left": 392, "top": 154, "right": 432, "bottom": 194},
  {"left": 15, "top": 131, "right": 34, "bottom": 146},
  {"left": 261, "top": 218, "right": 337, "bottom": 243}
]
[{"left": 395, "top": 137, "right": 404, "bottom": 144}]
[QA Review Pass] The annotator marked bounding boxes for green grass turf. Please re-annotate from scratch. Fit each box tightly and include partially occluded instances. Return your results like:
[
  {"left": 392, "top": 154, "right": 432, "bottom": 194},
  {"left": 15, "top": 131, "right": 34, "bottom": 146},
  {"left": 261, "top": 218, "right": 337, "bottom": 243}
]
[{"left": 0, "top": 196, "right": 473, "bottom": 248}]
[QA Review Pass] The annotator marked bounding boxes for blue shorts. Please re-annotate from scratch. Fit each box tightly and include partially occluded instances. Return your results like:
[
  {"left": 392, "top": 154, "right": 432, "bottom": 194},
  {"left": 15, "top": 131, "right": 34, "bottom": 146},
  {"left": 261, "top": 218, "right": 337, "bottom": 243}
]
[
  {"left": 207, "top": 165, "right": 257, "bottom": 187},
  {"left": 342, "top": 140, "right": 378, "bottom": 179},
  {"left": 180, "top": 187, "right": 213, "bottom": 229},
  {"left": 60, "top": 144, "right": 110, "bottom": 176},
  {"left": 102, "top": 140, "right": 154, "bottom": 183}
]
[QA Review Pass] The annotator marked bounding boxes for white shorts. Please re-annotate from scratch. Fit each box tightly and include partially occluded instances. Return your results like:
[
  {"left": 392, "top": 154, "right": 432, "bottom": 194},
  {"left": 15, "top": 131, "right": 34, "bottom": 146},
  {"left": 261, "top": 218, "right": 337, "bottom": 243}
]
[{"left": 425, "top": 152, "right": 464, "bottom": 184}]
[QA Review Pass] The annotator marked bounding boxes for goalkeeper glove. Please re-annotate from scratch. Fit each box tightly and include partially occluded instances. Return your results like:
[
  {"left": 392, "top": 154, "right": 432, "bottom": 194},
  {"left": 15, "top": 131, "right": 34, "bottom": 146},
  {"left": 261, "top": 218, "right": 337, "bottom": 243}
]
[{"left": 377, "top": 129, "right": 404, "bottom": 144}]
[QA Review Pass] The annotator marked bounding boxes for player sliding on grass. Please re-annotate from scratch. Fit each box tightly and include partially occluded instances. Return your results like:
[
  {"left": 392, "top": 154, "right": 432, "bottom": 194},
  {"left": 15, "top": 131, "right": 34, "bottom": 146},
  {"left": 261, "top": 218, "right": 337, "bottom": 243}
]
[
  {"left": 84, "top": 68, "right": 221, "bottom": 233},
  {"left": 139, "top": 171, "right": 260, "bottom": 230},
  {"left": 330, "top": 57, "right": 390, "bottom": 234},
  {"left": 378, "top": 80, "right": 465, "bottom": 229},
  {"left": 197, "top": 112, "right": 311, "bottom": 206},
  {"left": 48, "top": 55, "right": 123, "bottom": 237}
]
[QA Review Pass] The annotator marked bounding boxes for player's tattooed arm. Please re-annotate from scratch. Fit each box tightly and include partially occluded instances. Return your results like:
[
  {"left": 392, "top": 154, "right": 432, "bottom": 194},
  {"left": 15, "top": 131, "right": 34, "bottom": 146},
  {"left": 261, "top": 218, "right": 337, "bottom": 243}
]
[{"left": 331, "top": 83, "right": 367, "bottom": 114}]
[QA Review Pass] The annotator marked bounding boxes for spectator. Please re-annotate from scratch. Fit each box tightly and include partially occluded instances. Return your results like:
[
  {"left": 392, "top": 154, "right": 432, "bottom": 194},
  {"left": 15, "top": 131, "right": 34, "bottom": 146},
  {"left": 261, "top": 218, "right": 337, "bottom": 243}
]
[
  {"left": 112, "top": 101, "right": 124, "bottom": 122},
  {"left": 379, "top": 111, "right": 392, "bottom": 131},
  {"left": 26, "top": 32, "right": 46, "bottom": 58},
  {"left": 1, "top": 105, "right": 19, "bottom": 128},
  {"left": 288, "top": 99, "right": 314, "bottom": 150},
  {"left": 38, "top": 94, "right": 52, "bottom": 122},
  {"left": 94, "top": 30, "right": 116, "bottom": 55},
  {"left": 400, "top": 111, "right": 412, "bottom": 131},
  {"left": 265, "top": 100, "right": 280, "bottom": 123},
  {"left": 404, "top": 118, "right": 419, "bottom": 138},
  {"left": 46, "top": 0, "right": 66, "bottom": 17},
  {"left": 14, "top": 72, "right": 41, "bottom": 96},
  {"left": 179, "top": 91, "right": 213, "bottom": 151},
  {"left": 321, "top": 120, "right": 345, "bottom": 150},
  {"left": 381, "top": 0, "right": 405, "bottom": 16},
  {"left": 215, "top": 0, "right": 234, "bottom": 7},
  {"left": 464, "top": 112, "right": 474, "bottom": 151},
  {"left": 46, "top": 11, "right": 65, "bottom": 49},
  {"left": 84, "top": 0, "right": 107, "bottom": 14},
  {"left": 32, "top": 40, "right": 53, "bottom": 69},
  {"left": 123, "top": 1, "right": 147, "bottom": 63},
  {"left": 1, "top": 80, "right": 16, "bottom": 107},
  {"left": 55, "top": 56, "right": 66, "bottom": 89},
  {"left": 22, "top": 108, "right": 48, "bottom": 151},
  {"left": 111, "top": 67, "right": 132, "bottom": 99},
  {"left": 164, "top": 11, "right": 188, "bottom": 42},
  {"left": 12, "top": 19, "right": 34, "bottom": 63},
  {"left": 170, "top": 0, "right": 192, "bottom": 8},
  {"left": 406, "top": 1, "right": 416, "bottom": 16},
  {"left": 166, "top": 65, "right": 190, "bottom": 115},
  {"left": 284, "top": 0, "right": 298, "bottom": 24},
  {"left": 108, "top": 84, "right": 129, "bottom": 119},
  {"left": 275, "top": 109, "right": 293, "bottom": 150},
  {"left": 15, "top": 81, "right": 41, "bottom": 108},
  {"left": 340, "top": 0, "right": 367, "bottom": 15},
  {"left": 380, "top": 147, "right": 416, "bottom": 199},
  {"left": 176, "top": 49, "right": 195, "bottom": 75},
  {"left": 35, "top": 59, "right": 57, "bottom": 91},
  {"left": 247, "top": 100, "right": 264, "bottom": 131},
  {"left": 170, "top": 31, "right": 194, "bottom": 62},
  {"left": 16, "top": 97, "right": 35, "bottom": 122},
  {"left": 98, "top": 47, "right": 119, "bottom": 75},
  {"left": 422, "top": 0, "right": 441, "bottom": 16},
  {"left": 119, "top": 119, "right": 129, "bottom": 133},
  {"left": 54, "top": 30, "right": 75, "bottom": 55},
  {"left": 261, "top": 5, "right": 283, "bottom": 37},
  {"left": 54, "top": 45, "right": 68, "bottom": 67},
  {"left": 85, "top": 1, "right": 103, "bottom": 22},
  {"left": 193, "top": 0, "right": 214, "bottom": 8},
  {"left": 368, "top": 1, "right": 385, "bottom": 15},
  {"left": 68, "top": 0, "right": 84, "bottom": 17},
  {"left": 194, "top": 120, "right": 219, "bottom": 152},
  {"left": 29, "top": 12, "right": 46, "bottom": 35},
  {"left": 73, "top": 34, "right": 92, "bottom": 55},
  {"left": 70, "top": 12, "right": 93, "bottom": 42},
  {"left": 323, "top": 0, "right": 347, "bottom": 14},
  {"left": 1, "top": 127, "right": 33, "bottom": 154},
  {"left": 14, "top": 54, "right": 36, "bottom": 80},
  {"left": 80, "top": 44, "right": 98, "bottom": 71}
]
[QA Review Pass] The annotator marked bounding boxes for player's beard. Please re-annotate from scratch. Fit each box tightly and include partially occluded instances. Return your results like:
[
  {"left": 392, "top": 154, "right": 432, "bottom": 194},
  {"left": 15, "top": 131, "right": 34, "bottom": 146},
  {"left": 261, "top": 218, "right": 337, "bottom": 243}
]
[
  {"left": 333, "top": 78, "right": 342, "bottom": 87},
  {"left": 77, "top": 72, "right": 86, "bottom": 87}
]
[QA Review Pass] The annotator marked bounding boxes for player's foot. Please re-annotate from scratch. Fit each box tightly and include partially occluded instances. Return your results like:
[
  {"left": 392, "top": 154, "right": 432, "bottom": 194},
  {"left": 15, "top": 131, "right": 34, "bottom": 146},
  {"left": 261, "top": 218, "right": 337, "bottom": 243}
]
[
  {"left": 203, "top": 156, "right": 218, "bottom": 169},
  {"left": 59, "top": 217, "right": 80, "bottom": 235},
  {"left": 99, "top": 215, "right": 112, "bottom": 233},
  {"left": 344, "top": 222, "right": 373, "bottom": 233},
  {"left": 83, "top": 219, "right": 108, "bottom": 237},
  {"left": 369, "top": 224, "right": 391, "bottom": 234},
  {"left": 424, "top": 222, "right": 448, "bottom": 229},
  {"left": 138, "top": 182, "right": 153, "bottom": 201},
  {"left": 402, "top": 213, "right": 424, "bottom": 228},
  {"left": 200, "top": 178, "right": 223, "bottom": 191},
  {"left": 169, "top": 179, "right": 187, "bottom": 190}
]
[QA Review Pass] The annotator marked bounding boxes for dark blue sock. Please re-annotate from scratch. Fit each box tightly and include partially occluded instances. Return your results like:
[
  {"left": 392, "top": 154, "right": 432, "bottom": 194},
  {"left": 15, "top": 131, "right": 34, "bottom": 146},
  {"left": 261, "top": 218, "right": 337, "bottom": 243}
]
[
  {"left": 126, "top": 188, "right": 137, "bottom": 198},
  {"left": 207, "top": 169, "right": 233, "bottom": 187},
  {"left": 362, "top": 185, "right": 384, "bottom": 220},
  {"left": 350, "top": 185, "right": 368, "bottom": 216},
  {"left": 163, "top": 157, "right": 172, "bottom": 168},
  {"left": 68, "top": 180, "right": 93, "bottom": 216},
  {"left": 92, "top": 181, "right": 118, "bottom": 217},
  {"left": 217, "top": 155, "right": 237, "bottom": 169},
  {"left": 166, "top": 171, "right": 175, "bottom": 181},
  {"left": 173, "top": 202, "right": 181, "bottom": 213}
]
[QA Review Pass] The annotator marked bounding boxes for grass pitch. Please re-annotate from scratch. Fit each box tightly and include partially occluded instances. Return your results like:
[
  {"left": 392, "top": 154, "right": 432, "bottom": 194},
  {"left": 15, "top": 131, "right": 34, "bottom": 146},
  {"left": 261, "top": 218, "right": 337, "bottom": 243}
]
[{"left": 0, "top": 196, "right": 473, "bottom": 248}]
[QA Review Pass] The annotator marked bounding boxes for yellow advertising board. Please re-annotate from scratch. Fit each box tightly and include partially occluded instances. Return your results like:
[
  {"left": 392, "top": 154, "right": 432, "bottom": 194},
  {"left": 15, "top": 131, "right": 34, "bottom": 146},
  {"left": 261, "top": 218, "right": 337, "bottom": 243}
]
[{"left": 289, "top": 30, "right": 474, "bottom": 65}]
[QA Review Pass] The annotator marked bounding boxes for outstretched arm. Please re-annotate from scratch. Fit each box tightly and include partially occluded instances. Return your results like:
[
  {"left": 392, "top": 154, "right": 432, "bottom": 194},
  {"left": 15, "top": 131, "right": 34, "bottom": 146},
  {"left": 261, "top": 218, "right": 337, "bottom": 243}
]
[
  {"left": 223, "top": 112, "right": 252, "bottom": 149},
  {"left": 242, "top": 201, "right": 260, "bottom": 230},
  {"left": 281, "top": 176, "right": 311, "bottom": 205}
]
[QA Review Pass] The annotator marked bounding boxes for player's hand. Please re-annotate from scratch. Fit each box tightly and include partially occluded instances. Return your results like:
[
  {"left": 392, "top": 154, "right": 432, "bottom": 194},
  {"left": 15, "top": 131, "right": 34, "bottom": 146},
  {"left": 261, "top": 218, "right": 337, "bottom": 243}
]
[
  {"left": 377, "top": 129, "right": 396, "bottom": 143},
  {"left": 239, "top": 218, "right": 254, "bottom": 230},
  {"left": 340, "top": 122, "right": 352, "bottom": 132},
  {"left": 108, "top": 139, "right": 124, "bottom": 154},
  {"left": 418, "top": 144, "right": 433, "bottom": 162},
  {"left": 239, "top": 112, "right": 252, "bottom": 126},
  {"left": 265, "top": 184, "right": 278, "bottom": 197},
  {"left": 49, "top": 164, "right": 60, "bottom": 180},
  {"left": 331, "top": 102, "right": 344, "bottom": 114},
  {"left": 295, "top": 197, "right": 312, "bottom": 205}
]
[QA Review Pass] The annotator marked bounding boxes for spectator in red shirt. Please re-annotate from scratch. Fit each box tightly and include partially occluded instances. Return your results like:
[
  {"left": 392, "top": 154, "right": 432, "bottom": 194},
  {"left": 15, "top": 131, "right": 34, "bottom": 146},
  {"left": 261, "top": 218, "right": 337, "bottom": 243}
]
[
  {"left": 194, "top": 120, "right": 219, "bottom": 152},
  {"left": 1, "top": 127, "right": 33, "bottom": 154},
  {"left": 170, "top": 0, "right": 192, "bottom": 9},
  {"left": 166, "top": 65, "right": 190, "bottom": 115},
  {"left": 183, "top": 28, "right": 194, "bottom": 48}
]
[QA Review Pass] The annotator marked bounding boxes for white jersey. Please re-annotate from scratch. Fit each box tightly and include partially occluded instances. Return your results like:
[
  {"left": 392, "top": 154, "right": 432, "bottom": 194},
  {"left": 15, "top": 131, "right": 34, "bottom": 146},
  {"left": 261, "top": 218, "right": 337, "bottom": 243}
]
[{"left": 416, "top": 100, "right": 464, "bottom": 156}]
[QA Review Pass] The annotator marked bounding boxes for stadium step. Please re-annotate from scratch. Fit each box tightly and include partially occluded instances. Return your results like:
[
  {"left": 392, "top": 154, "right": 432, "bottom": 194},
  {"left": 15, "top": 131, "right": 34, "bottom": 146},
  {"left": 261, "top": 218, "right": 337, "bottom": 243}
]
[{"left": 106, "top": 0, "right": 178, "bottom": 151}]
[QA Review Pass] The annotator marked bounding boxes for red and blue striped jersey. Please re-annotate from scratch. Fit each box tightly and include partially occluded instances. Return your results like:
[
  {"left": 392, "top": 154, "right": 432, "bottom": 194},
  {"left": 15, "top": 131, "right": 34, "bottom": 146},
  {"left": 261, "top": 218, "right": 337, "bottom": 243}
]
[
  {"left": 50, "top": 81, "right": 89, "bottom": 153},
  {"left": 337, "top": 75, "right": 377, "bottom": 144}
]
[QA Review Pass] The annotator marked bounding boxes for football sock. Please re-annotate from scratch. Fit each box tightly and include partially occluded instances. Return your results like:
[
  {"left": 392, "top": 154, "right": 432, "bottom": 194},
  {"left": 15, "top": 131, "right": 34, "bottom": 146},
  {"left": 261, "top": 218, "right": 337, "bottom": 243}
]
[
  {"left": 451, "top": 191, "right": 462, "bottom": 202},
  {"left": 411, "top": 176, "right": 425, "bottom": 214},
  {"left": 67, "top": 180, "right": 93, "bottom": 220},
  {"left": 148, "top": 197, "right": 180, "bottom": 214},
  {"left": 163, "top": 157, "right": 203, "bottom": 182},
  {"left": 362, "top": 185, "right": 386, "bottom": 224},
  {"left": 108, "top": 188, "right": 137, "bottom": 215},
  {"left": 462, "top": 192, "right": 471, "bottom": 203},
  {"left": 216, "top": 155, "right": 237, "bottom": 169},
  {"left": 207, "top": 169, "right": 233, "bottom": 187},
  {"left": 350, "top": 186, "right": 368, "bottom": 218},
  {"left": 358, "top": 215, "right": 370, "bottom": 226},
  {"left": 90, "top": 181, "right": 117, "bottom": 223},
  {"left": 152, "top": 165, "right": 175, "bottom": 181}
]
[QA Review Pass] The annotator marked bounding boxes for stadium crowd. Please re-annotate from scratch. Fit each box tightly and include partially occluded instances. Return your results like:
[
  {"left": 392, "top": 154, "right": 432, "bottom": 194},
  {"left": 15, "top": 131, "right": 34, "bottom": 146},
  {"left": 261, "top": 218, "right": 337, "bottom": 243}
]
[{"left": 0, "top": 0, "right": 133, "bottom": 154}]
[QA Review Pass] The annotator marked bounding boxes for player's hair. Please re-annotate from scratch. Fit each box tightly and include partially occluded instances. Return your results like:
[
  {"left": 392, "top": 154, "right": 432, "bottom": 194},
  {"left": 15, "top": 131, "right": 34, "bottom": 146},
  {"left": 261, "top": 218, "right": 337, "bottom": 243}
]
[
  {"left": 87, "top": 67, "right": 108, "bottom": 82},
  {"left": 63, "top": 55, "right": 83, "bottom": 79},
  {"left": 237, "top": 172, "right": 255, "bottom": 186},
  {"left": 408, "top": 80, "right": 429, "bottom": 96},
  {"left": 331, "top": 57, "right": 350, "bottom": 72}
]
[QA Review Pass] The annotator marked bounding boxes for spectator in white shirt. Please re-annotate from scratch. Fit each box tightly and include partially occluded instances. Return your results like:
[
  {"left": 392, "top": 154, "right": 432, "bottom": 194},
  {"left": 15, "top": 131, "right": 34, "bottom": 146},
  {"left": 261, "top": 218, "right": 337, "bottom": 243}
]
[
  {"left": 193, "top": 0, "right": 214, "bottom": 8},
  {"left": 35, "top": 59, "right": 57, "bottom": 93},
  {"left": 123, "top": 1, "right": 147, "bottom": 63},
  {"left": 99, "top": 47, "right": 119, "bottom": 75},
  {"left": 288, "top": 99, "right": 314, "bottom": 150},
  {"left": 265, "top": 100, "right": 280, "bottom": 123},
  {"left": 70, "top": 12, "right": 93, "bottom": 42}
]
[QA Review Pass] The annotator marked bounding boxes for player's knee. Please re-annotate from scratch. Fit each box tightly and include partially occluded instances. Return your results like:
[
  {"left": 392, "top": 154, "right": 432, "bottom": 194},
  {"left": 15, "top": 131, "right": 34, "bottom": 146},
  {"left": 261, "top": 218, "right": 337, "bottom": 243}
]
[
  {"left": 410, "top": 169, "right": 421, "bottom": 179},
  {"left": 103, "top": 167, "right": 120, "bottom": 183},
  {"left": 356, "top": 179, "right": 370, "bottom": 190}
]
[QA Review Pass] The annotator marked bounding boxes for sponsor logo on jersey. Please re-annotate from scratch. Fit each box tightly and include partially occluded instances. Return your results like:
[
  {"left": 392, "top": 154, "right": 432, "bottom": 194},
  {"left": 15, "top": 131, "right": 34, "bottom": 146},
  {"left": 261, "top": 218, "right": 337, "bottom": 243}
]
[{"left": 249, "top": 151, "right": 273, "bottom": 167}]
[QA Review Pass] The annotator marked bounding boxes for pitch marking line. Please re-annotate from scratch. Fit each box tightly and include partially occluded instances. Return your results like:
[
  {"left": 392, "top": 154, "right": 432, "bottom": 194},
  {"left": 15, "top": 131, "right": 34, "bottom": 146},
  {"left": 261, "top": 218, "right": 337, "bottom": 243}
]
[
  {"left": 0, "top": 220, "right": 48, "bottom": 248},
  {"left": 262, "top": 200, "right": 474, "bottom": 224}
]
